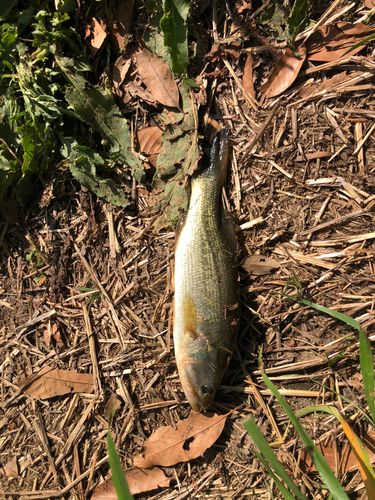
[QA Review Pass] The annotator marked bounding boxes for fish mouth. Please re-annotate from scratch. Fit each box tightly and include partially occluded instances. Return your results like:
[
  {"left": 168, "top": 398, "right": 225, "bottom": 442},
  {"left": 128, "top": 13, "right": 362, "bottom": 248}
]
[{"left": 178, "top": 358, "right": 216, "bottom": 412}]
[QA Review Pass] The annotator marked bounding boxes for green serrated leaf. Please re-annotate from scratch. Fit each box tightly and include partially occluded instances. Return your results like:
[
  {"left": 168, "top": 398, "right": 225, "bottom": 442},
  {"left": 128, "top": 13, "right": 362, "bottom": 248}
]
[
  {"left": 160, "top": 0, "right": 190, "bottom": 76},
  {"left": 60, "top": 137, "right": 130, "bottom": 207},
  {"left": 69, "top": 156, "right": 129, "bottom": 207},
  {"left": 183, "top": 77, "right": 200, "bottom": 88},
  {"left": 61, "top": 69, "right": 144, "bottom": 181}
]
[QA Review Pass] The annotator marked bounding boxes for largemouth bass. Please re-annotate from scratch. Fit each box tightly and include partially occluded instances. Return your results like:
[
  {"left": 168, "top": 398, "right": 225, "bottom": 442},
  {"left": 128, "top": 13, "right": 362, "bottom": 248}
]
[{"left": 174, "top": 128, "right": 240, "bottom": 412}]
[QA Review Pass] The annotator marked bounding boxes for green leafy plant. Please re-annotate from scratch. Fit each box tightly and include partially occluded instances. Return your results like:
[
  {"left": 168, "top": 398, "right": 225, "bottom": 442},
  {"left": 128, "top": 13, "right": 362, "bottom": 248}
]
[
  {"left": 259, "top": 0, "right": 309, "bottom": 48},
  {"left": 0, "top": 4, "right": 142, "bottom": 208},
  {"left": 160, "top": 0, "right": 190, "bottom": 76}
]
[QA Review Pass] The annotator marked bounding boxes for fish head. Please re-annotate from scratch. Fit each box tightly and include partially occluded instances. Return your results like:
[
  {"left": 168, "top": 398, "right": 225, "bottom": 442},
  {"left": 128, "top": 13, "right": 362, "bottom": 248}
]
[{"left": 178, "top": 343, "right": 229, "bottom": 411}]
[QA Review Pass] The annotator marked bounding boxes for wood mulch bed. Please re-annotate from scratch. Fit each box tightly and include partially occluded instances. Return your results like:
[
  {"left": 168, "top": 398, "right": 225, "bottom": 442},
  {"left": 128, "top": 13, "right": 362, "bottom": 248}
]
[{"left": 1, "top": 1, "right": 375, "bottom": 499}]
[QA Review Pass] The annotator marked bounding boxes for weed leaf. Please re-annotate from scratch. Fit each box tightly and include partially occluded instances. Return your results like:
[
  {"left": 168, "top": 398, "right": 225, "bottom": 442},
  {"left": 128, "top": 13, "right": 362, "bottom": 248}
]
[
  {"left": 287, "top": 0, "right": 309, "bottom": 44},
  {"left": 160, "top": 0, "right": 190, "bottom": 76}
]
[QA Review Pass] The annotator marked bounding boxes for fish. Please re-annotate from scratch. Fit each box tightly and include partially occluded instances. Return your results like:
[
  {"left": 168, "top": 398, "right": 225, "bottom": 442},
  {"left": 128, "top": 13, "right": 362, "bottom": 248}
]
[{"left": 173, "top": 127, "right": 240, "bottom": 412}]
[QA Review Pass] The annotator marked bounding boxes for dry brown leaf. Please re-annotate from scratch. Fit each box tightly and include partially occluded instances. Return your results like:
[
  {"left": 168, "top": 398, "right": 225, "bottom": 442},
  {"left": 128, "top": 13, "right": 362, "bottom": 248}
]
[
  {"left": 20, "top": 366, "right": 94, "bottom": 400},
  {"left": 103, "top": 394, "right": 121, "bottom": 422},
  {"left": 104, "top": 0, "right": 134, "bottom": 51},
  {"left": 298, "top": 71, "right": 354, "bottom": 98},
  {"left": 135, "top": 47, "right": 180, "bottom": 109},
  {"left": 260, "top": 46, "right": 307, "bottom": 98},
  {"left": 133, "top": 412, "right": 227, "bottom": 468},
  {"left": 307, "top": 22, "right": 375, "bottom": 62},
  {"left": 44, "top": 323, "right": 63, "bottom": 348},
  {"left": 241, "top": 255, "right": 280, "bottom": 276},
  {"left": 302, "top": 431, "right": 375, "bottom": 473},
  {"left": 92, "top": 468, "right": 172, "bottom": 498},
  {"left": 112, "top": 54, "right": 131, "bottom": 96},
  {"left": 87, "top": 18, "right": 107, "bottom": 58},
  {"left": 52, "top": 324, "right": 64, "bottom": 348},
  {"left": 365, "top": 0, "right": 375, "bottom": 7},
  {"left": 242, "top": 54, "right": 255, "bottom": 98},
  {"left": 125, "top": 82, "right": 159, "bottom": 106},
  {"left": 137, "top": 127, "right": 163, "bottom": 155},
  {"left": 1, "top": 457, "right": 19, "bottom": 479}
]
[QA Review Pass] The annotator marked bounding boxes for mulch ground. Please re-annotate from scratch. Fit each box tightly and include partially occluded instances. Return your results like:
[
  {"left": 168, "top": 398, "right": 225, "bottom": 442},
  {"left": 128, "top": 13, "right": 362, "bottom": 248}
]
[{"left": 2, "top": 1, "right": 375, "bottom": 499}]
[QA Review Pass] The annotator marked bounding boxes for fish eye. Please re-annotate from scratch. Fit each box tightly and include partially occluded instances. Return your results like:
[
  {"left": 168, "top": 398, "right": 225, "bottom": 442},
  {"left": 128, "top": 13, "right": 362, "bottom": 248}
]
[{"left": 201, "top": 384, "right": 214, "bottom": 396}]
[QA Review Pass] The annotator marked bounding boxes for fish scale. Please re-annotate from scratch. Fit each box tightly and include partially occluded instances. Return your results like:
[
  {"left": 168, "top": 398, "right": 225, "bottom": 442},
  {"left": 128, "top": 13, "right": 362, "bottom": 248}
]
[{"left": 173, "top": 128, "right": 240, "bottom": 411}]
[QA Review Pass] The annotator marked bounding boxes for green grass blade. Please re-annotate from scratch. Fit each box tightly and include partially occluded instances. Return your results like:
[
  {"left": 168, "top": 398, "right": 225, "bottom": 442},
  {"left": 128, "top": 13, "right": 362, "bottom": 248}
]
[
  {"left": 244, "top": 416, "right": 308, "bottom": 500},
  {"left": 359, "top": 329, "right": 375, "bottom": 423},
  {"left": 261, "top": 372, "right": 350, "bottom": 500},
  {"left": 281, "top": 294, "right": 360, "bottom": 330},
  {"left": 295, "top": 404, "right": 375, "bottom": 496},
  {"left": 251, "top": 448, "right": 297, "bottom": 500},
  {"left": 282, "top": 294, "right": 375, "bottom": 424},
  {"left": 107, "top": 413, "right": 134, "bottom": 500},
  {"left": 342, "top": 33, "right": 375, "bottom": 56}
]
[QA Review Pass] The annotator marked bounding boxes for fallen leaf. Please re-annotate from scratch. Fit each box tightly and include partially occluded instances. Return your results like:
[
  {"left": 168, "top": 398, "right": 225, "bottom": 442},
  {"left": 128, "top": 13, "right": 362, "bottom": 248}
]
[
  {"left": 260, "top": 46, "right": 307, "bottom": 98},
  {"left": 20, "top": 366, "right": 94, "bottom": 400},
  {"left": 133, "top": 412, "right": 226, "bottom": 468},
  {"left": 297, "top": 71, "right": 358, "bottom": 98},
  {"left": 92, "top": 468, "right": 172, "bottom": 498},
  {"left": 302, "top": 431, "right": 375, "bottom": 474},
  {"left": 43, "top": 323, "right": 63, "bottom": 348},
  {"left": 307, "top": 22, "right": 375, "bottom": 62},
  {"left": 365, "top": 0, "right": 375, "bottom": 7},
  {"left": 137, "top": 127, "right": 163, "bottom": 155},
  {"left": 125, "top": 82, "right": 159, "bottom": 106},
  {"left": 104, "top": 394, "right": 121, "bottom": 422},
  {"left": 241, "top": 255, "right": 280, "bottom": 276},
  {"left": 52, "top": 324, "right": 64, "bottom": 348},
  {"left": 242, "top": 54, "right": 255, "bottom": 98},
  {"left": 1, "top": 457, "right": 19, "bottom": 479},
  {"left": 112, "top": 53, "right": 131, "bottom": 96},
  {"left": 103, "top": 0, "right": 134, "bottom": 51},
  {"left": 87, "top": 18, "right": 107, "bottom": 58},
  {"left": 135, "top": 47, "right": 180, "bottom": 109}
]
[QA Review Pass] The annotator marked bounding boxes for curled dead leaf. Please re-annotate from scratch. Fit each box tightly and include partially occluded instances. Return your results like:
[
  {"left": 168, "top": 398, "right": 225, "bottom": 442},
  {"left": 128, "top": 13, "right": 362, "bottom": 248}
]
[
  {"left": 87, "top": 18, "right": 107, "bottom": 58},
  {"left": 20, "top": 366, "right": 94, "bottom": 400},
  {"left": 241, "top": 255, "right": 280, "bottom": 276},
  {"left": 137, "top": 127, "right": 163, "bottom": 155},
  {"left": 242, "top": 54, "right": 255, "bottom": 98},
  {"left": 135, "top": 47, "right": 180, "bottom": 109},
  {"left": 103, "top": 0, "right": 134, "bottom": 51},
  {"left": 307, "top": 22, "right": 375, "bottom": 62},
  {"left": 133, "top": 412, "right": 227, "bottom": 468},
  {"left": 104, "top": 394, "right": 121, "bottom": 422},
  {"left": 301, "top": 431, "right": 375, "bottom": 474},
  {"left": 1, "top": 457, "right": 19, "bottom": 480},
  {"left": 92, "top": 468, "right": 172, "bottom": 498},
  {"left": 260, "top": 46, "right": 307, "bottom": 98},
  {"left": 297, "top": 71, "right": 362, "bottom": 99},
  {"left": 112, "top": 53, "right": 131, "bottom": 96}
]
